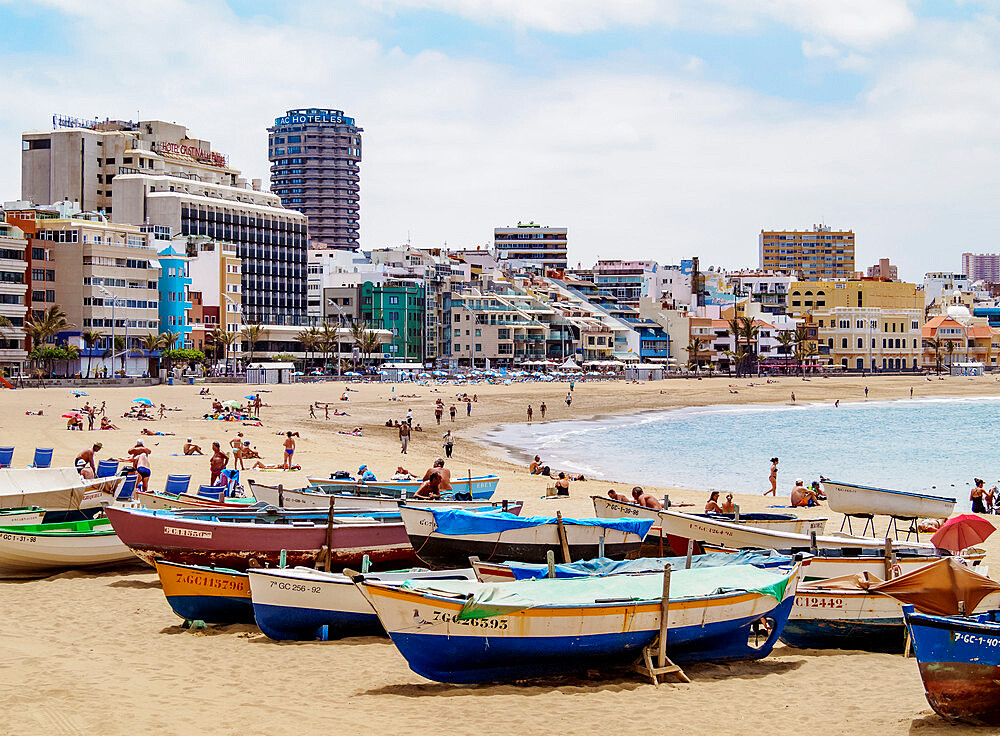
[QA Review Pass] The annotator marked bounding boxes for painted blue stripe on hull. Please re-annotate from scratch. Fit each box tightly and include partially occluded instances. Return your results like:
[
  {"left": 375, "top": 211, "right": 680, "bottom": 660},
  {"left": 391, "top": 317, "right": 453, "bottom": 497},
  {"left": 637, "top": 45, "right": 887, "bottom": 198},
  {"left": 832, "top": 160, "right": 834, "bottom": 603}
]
[
  {"left": 164, "top": 595, "right": 255, "bottom": 625},
  {"left": 780, "top": 619, "right": 905, "bottom": 652},
  {"left": 388, "top": 598, "right": 793, "bottom": 684},
  {"left": 907, "top": 618, "right": 1000, "bottom": 666},
  {"left": 252, "top": 603, "right": 381, "bottom": 641}
]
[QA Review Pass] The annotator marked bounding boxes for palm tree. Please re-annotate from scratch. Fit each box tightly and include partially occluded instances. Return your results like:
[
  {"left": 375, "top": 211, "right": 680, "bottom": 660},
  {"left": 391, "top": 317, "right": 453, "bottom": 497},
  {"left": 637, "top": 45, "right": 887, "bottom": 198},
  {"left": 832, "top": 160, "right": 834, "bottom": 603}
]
[
  {"left": 686, "top": 337, "right": 705, "bottom": 375},
  {"left": 776, "top": 330, "right": 795, "bottom": 372},
  {"left": 739, "top": 316, "right": 759, "bottom": 376},
  {"left": 62, "top": 344, "right": 80, "bottom": 378},
  {"left": 80, "top": 329, "right": 104, "bottom": 378},
  {"left": 210, "top": 328, "right": 237, "bottom": 375},
  {"left": 113, "top": 336, "right": 126, "bottom": 375},
  {"left": 923, "top": 337, "right": 942, "bottom": 375},
  {"left": 945, "top": 339, "right": 956, "bottom": 370},
  {"left": 296, "top": 326, "right": 320, "bottom": 370},
  {"left": 139, "top": 333, "right": 165, "bottom": 376},
  {"left": 793, "top": 325, "right": 812, "bottom": 377},
  {"left": 361, "top": 329, "right": 382, "bottom": 368},
  {"left": 725, "top": 317, "right": 743, "bottom": 376},
  {"left": 0, "top": 315, "right": 11, "bottom": 328},
  {"left": 320, "top": 320, "right": 338, "bottom": 372},
  {"left": 24, "top": 304, "right": 69, "bottom": 351},
  {"left": 159, "top": 331, "right": 180, "bottom": 373},
  {"left": 241, "top": 323, "right": 266, "bottom": 367}
]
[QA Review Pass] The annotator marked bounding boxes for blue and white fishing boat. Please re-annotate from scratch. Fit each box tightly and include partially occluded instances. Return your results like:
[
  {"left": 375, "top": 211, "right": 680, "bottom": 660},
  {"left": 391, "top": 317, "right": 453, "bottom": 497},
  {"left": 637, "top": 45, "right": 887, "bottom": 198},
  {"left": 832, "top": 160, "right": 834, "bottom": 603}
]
[
  {"left": 400, "top": 506, "right": 653, "bottom": 567},
  {"left": 821, "top": 480, "right": 955, "bottom": 519},
  {"left": 905, "top": 606, "right": 1000, "bottom": 725},
  {"left": 307, "top": 474, "right": 500, "bottom": 500},
  {"left": 354, "top": 563, "right": 802, "bottom": 684},
  {"left": 247, "top": 480, "right": 519, "bottom": 513},
  {"left": 247, "top": 566, "right": 476, "bottom": 641}
]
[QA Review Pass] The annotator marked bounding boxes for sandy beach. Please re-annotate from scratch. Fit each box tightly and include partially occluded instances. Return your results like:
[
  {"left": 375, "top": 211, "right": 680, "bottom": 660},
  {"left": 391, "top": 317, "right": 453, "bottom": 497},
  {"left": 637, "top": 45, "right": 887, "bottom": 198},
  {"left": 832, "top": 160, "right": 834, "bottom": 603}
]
[{"left": 2, "top": 374, "right": 999, "bottom": 735}]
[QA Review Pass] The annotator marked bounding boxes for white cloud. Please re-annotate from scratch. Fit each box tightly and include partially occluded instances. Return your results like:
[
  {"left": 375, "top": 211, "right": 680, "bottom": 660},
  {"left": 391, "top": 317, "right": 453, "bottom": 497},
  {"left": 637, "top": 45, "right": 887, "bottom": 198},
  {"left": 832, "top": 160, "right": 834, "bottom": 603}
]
[{"left": 0, "top": 0, "right": 998, "bottom": 280}]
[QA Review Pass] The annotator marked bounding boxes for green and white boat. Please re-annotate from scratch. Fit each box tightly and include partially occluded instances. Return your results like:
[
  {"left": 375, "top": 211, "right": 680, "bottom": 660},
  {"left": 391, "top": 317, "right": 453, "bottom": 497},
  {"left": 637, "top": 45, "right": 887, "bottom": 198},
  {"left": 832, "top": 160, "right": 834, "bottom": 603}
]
[
  {"left": 0, "top": 506, "right": 46, "bottom": 527},
  {"left": 0, "top": 517, "right": 136, "bottom": 578}
]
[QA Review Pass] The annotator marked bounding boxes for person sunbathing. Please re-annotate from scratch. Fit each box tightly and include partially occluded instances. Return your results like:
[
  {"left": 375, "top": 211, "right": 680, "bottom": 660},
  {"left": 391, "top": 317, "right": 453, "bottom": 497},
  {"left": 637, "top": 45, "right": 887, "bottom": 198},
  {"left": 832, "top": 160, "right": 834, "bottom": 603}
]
[
  {"left": 705, "top": 491, "right": 725, "bottom": 514},
  {"left": 100, "top": 417, "right": 119, "bottom": 430},
  {"left": 183, "top": 439, "right": 203, "bottom": 455},
  {"left": 141, "top": 428, "right": 175, "bottom": 436},
  {"left": 607, "top": 489, "right": 630, "bottom": 503},
  {"left": 251, "top": 460, "right": 285, "bottom": 470}
]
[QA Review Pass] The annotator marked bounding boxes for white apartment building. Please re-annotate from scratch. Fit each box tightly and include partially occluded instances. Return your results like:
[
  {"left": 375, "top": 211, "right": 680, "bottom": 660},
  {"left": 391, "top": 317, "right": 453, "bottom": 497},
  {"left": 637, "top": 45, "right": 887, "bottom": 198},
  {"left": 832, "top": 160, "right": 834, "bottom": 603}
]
[
  {"left": 0, "top": 222, "right": 28, "bottom": 373},
  {"left": 729, "top": 271, "right": 792, "bottom": 315},
  {"left": 923, "top": 272, "right": 971, "bottom": 307},
  {"left": 813, "top": 306, "right": 923, "bottom": 371}
]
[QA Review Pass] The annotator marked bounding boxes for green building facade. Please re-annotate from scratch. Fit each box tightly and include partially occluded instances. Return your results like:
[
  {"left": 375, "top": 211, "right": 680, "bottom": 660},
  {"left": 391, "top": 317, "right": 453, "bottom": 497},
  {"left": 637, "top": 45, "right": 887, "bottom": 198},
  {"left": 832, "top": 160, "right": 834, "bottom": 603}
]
[{"left": 360, "top": 280, "right": 425, "bottom": 362}]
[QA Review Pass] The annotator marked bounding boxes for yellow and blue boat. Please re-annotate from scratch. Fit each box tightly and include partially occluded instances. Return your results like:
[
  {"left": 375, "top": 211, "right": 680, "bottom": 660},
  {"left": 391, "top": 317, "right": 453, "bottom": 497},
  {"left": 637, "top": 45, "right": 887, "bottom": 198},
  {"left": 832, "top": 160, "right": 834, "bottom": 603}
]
[{"left": 154, "top": 559, "right": 254, "bottom": 624}]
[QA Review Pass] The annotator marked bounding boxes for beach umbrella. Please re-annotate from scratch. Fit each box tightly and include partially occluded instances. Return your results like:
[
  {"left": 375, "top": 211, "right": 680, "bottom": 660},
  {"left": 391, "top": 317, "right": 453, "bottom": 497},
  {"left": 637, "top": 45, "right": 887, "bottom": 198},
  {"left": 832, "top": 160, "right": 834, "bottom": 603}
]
[
  {"left": 71, "top": 390, "right": 89, "bottom": 397},
  {"left": 345, "top": 371, "right": 361, "bottom": 376},
  {"left": 61, "top": 413, "right": 82, "bottom": 419},
  {"left": 293, "top": 371, "right": 304, "bottom": 376},
  {"left": 221, "top": 400, "right": 242, "bottom": 408},
  {"left": 132, "top": 398, "right": 153, "bottom": 406},
  {"left": 931, "top": 514, "right": 996, "bottom": 553},
  {"left": 244, "top": 394, "right": 257, "bottom": 400}
]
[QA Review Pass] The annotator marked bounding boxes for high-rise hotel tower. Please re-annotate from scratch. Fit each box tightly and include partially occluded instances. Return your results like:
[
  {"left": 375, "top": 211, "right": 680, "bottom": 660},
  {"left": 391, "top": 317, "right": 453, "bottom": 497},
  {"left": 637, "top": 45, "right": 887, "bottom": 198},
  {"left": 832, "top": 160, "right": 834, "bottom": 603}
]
[{"left": 268, "top": 109, "right": 362, "bottom": 251}]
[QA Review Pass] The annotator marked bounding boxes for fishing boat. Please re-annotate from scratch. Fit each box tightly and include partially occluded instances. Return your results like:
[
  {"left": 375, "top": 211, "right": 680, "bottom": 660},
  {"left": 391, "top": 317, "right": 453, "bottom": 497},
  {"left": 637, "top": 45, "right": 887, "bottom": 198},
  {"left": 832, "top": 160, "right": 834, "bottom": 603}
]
[
  {"left": 905, "top": 607, "right": 1000, "bottom": 725},
  {"left": 700, "top": 543, "right": 986, "bottom": 582},
  {"left": 400, "top": 506, "right": 653, "bottom": 567},
  {"left": 0, "top": 468, "right": 121, "bottom": 522},
  {"left": 593, "top": 495, "right": 826, "bottom": 537},
  {"left": 354, "top": 563, "right": 802, "bottom": 683},
  {"left": 0, "top": 506, "right": 46, "bottom": 526},
  {"left": 247, "top": 480, "right": 521, "bottom": 513},
  {"left": 821, "top": 479, "right": 956, "bottom": 519},
  {"left": 597, "top": 501, "right": 943, "bottom": 555},
  {"left": 153, "top": 559, "right": 254, "bottom": 624},
  {"left": 307, "top": 474, "right": 500, "bottom": 500},
  {"left": 248, "top": 566, "right": 476, "bottom": 641},
  {"left": 134, "top": 489, "right": 258, "bottom": 511},
  {"left": 105, "top": 506, "right": 417, "bottom": 570},
  {"left": 472, "top": 550, "right": 798, "bottom": 582},
  {"left": 0, "top": 517, "right": 136, "bottom": 578}
]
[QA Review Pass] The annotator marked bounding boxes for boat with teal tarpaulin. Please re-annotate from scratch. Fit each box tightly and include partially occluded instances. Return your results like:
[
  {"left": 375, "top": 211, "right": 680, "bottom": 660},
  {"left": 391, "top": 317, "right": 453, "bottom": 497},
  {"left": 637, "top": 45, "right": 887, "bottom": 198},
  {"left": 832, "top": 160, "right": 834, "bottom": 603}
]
[{"left": 355, "top": 562, "right": 802, "bottom": 683}]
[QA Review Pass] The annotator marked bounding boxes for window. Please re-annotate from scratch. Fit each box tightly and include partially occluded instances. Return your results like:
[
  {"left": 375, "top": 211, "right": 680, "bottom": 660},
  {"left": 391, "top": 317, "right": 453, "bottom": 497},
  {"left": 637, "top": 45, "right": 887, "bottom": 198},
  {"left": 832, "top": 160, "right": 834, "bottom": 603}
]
[
  {"left": 857, "top": 338, "right": 863, "bottom": 348},
  {"left": 841, "top": 338, "right": 847, "bottom": 348}
]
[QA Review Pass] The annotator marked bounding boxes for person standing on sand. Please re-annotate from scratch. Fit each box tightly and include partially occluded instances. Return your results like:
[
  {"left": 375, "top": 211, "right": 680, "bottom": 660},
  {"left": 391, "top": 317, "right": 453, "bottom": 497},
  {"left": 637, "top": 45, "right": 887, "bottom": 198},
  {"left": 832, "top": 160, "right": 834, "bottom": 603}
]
[
  {"left": 466, "top": 401, "right": 471, "bottom": 417},
  {"left": 790, "top": 392, "right": 795, "bottom": 403},
  {"left": 282, "top": 431, "right": 296, "bottom": 468},
  {"left": 565, "top": 392, "right": 572, "bottom": 407},
  {"left": 910, "top": 387, "right": 913, "bottom": 399},
  {"left": 540, "top": 402, "right": 546, "bottom": 419},
  {"left": 129, "top": 440, "right": 152, "bottom": 493},
  {"left": 399, "top": 421, "right": 410, "bottom": 454},
  {"left": 435, "top": 404, "right": 443, "bottom": 425},
  {"left": 254, "top": 395, "right": 262, "bottom": 415},
  {"left": 527, "top": 405, "right": 533, "bottom": 423},
  {"left": 443, "top": 431, "right": 454, "bottom": 458},
  {"left": 309, "top": 404, "right": 316, "bottom": 419},
  {"left": 210, "top": 442, "right": 229, "bottom": 486},
  {"left": 230, "top": 432, "right": 245, "bottom": 470},
  {"left": 449, "top": 404, "right": 456, "bottom": 422},
  {"left": 865, "top": 386, "right": 869, "bottom": 398},
  {"left": 87, "top": 408, "right": 95, "bottom": 431},
  {"left": 764, "top": 457, "right": 779, "bottom": 496},
  {"left": 75, "top": 443, "right": 102, "bottom": 474}
]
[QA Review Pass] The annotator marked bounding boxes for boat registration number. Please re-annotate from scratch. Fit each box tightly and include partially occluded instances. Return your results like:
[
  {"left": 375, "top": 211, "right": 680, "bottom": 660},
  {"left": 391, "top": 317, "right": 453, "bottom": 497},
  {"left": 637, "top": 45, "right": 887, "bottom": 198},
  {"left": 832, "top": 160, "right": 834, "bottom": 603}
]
[
  {"left": 432, "top": 610, "right": 508, "bottom": 629},
  {"left": 796, "top": 596, "right": 844, "bottom": 609},
  {"left": 0, "top": 533, "right": 34, "bottom": 543},
  {"left": 956, "top": 632, "right": 1000, "bottom": 647},
  {"left": 268, "top": 579, "right": 322, "bottom": 594},
  {"left": 164, "top": 527, "right": 212, "bottom": 539}
]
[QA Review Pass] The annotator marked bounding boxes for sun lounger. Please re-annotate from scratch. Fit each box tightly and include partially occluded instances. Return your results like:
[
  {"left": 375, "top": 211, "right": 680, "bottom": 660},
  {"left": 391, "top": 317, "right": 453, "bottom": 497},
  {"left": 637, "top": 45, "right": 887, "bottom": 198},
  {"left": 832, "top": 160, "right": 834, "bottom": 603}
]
[
  {"left": 31, "top": 448, "right": 53, "bottom": 469},
  {"left": 97, "top": 460, "right": 119, "bottom": 478},
  {"left": 0, "top": 447, "right": 13, "bottom": 468},
  {"left": 164, "top": 474, "right": 192, "bottom": 495}
]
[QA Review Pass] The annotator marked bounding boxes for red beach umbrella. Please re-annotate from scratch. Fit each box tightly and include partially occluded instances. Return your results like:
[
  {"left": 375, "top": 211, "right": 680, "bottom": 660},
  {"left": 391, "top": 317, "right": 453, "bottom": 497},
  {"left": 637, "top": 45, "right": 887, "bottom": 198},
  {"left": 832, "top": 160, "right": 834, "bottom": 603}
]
[{"left": 931, "top": 514, "right": 996, "bottom": 553}]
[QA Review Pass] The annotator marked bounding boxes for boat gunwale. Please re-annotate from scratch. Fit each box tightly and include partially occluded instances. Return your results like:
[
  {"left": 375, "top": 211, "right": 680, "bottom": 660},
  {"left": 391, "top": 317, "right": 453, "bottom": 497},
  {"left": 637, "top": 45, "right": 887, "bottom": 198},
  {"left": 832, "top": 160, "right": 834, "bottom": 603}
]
[{"left": 823, "top": 479, "right": 957, "bottom": 504}]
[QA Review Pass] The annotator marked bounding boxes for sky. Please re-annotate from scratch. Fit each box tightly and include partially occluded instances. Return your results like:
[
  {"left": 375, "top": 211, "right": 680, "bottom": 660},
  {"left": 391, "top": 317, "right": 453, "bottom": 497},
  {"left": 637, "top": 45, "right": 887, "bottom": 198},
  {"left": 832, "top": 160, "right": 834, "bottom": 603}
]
[{"left": 1, "top": 0, "right": 999, "bottom": 280}]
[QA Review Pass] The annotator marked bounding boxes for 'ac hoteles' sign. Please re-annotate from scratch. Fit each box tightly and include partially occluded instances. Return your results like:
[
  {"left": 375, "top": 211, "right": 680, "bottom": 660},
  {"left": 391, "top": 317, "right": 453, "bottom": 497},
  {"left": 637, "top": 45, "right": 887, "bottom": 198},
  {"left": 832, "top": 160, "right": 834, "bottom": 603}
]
[{"left": 274, "top": 112, "right": 355, "bottom": 126}]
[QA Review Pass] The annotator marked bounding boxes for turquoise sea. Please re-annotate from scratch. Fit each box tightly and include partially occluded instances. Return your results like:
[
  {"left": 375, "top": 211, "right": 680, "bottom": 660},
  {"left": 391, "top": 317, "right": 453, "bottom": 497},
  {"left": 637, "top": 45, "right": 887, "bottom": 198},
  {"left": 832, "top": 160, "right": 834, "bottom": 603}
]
[{"left": 485, "top": 396, "right": 1000, "bottom": 509}]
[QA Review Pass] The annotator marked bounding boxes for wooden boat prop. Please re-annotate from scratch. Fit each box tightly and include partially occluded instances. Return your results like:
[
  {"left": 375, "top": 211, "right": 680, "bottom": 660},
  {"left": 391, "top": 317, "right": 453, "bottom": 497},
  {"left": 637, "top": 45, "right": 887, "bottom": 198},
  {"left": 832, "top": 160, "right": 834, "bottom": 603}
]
[
  {"left": 0, "top": 506, "right": 46, "bottom": 527},
  {"left": 247, "top": 480, "right": 521, "bottom": 513},
  {"left": 0, "top": 468, "right": 121, "bottom": 522},
  {"left": 154, "top": 559, "right": 254, "bottom": 625},
  {"left": 400, "top": 506, "right": 653, "bottom": 568},
  {"left": 307, "top": 474, "right": 500, "bottom": 500},
  {"left": 0, "top": 516, "right": 135, "bottom": 578},
  {"left": 596, "top": 499, "right": 945, "bottom": 555},
  {"left": 591, "top": 495, "right": 826, "bottom": 537},
  {"left": 248, "top": 566, "right": 476, "bottom": 641},
  {"left": 353, "top": 563, "right": 802, "bottom": 684},
  {"left": 472, "top": 549, "right": 799, "bottom": 582},
  {"left": 821, "top": 479, "right": 956, "bottom": 520},
  {"left": 105, "top": 506, "right": 417, "bottom": 571},
  {"left": 785, "top": 558, "right": 1000, "bottom": 655}
]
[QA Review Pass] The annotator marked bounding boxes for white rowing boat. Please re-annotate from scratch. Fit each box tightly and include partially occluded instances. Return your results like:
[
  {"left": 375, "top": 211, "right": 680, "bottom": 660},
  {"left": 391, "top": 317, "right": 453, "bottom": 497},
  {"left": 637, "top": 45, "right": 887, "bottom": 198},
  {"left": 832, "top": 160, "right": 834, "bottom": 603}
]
[
  {"left": 592, "top": 496, "right": 938, "bottom": 553},
  {"left": 591, "top": 495, "right": 826, "bottom": 536},
  {"left": 247, "top": 480, "right": 519, "bottom": 513},
  {"left": 0, "top": 517, "right": 136, "bottom": 578},
  {"left": 0, "top": 468, "right": 121, "bottom": 521},
  {"left": 820, "top": 480, "right": 956, "bottom": 519}
]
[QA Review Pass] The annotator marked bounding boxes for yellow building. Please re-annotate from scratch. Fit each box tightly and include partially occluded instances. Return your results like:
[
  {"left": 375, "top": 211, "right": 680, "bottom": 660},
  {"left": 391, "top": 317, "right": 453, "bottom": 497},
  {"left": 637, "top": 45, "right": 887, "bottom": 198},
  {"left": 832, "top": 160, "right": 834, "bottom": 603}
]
[
  {"left": 787, "top": 279, "right": 922, "bottom": 316},
  {"left": 759, "top": 225, "right": 854, "bottom": 280}
]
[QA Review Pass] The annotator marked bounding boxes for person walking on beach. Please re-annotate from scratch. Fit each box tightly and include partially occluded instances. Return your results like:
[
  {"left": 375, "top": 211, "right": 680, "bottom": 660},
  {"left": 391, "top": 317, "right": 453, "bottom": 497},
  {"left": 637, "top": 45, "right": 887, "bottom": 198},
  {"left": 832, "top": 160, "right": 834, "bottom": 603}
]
[
  {"left": 527, "top": 404, "right": 533, "bottom": 423},
  {"left": 764, "top": 457, "right": 779, "bottom": 496},
  {"left": 910, "top": 387, "right": 914, "bottom": 399},
  {"left": 864, "top": 386, "right": 869, "bottom": 399},
  {"left": 98, "top": 401, "right": 106, "bottom": 416},
  {"left": 565, "top": 392, "right": 572, "bottom": 407},
  {"left": 210, "top": 442, "right": 229, "bottom": 486},
  {"left": 399, "top": 421, "right": 410, "bottom": 454},
  {"left": 230, "top": 432, "right": 245, "bottom": 470},
  {"left": 309, "top": 404, "right": 316, "bottom": 419},
  {"left": 443, "top": 430, "right": 454, "bottom": 458},
  {"left": 790, "top": 392, "right": 795, "bottom": 403},
  {"left": 540, "top": 402, "right": 546, "bottom": 419},
  {"left": 282, "top": 431, "right": 296, "bottom": 468},
  {"left": 466, "top": 401, "right": 471, "bottom": 417},
  {"left": 435, "top": 404, "right": 443, "bottom": 425},
  {"left": 87, "top": 408, "right": 95, "bottom": 431},
  {"left": 449, "top": 404, "right": 456, "bottom": 422},
  {"left": 570, "top": 379, "right": 575, "bottom": 392},
  {"left": 253, "top": 395, "right": 262, "bottom": 415}
]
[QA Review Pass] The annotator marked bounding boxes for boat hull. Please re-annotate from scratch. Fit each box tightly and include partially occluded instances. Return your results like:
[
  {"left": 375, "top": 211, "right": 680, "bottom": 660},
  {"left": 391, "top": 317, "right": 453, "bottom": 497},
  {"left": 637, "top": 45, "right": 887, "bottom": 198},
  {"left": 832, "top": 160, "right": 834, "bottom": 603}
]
[
  {"left": 249, "top": 481, "right": 519, "bottom": 513},
  {"left": 106, "top": 507, "right": 417, "bottom": 571},
  {"left": 135, "top": 491, "right": 256, "bottom": 511},
  {"left": 0, "top": 520, "right": 135, "bottom": 578},
  {"left": 821, "top": 480, "right": 955, "bottom": 519},
  {"left": 154, "top": 559, "right": 254, "bottom": 624},
  {"left": 357, "top": 568, "right": 799, "bottom": 683},
  {"left": 0, "top": 507, "right": 46, "bottom": 527},
  {"left": 0, "top": 468, "right": 121, "bottom": 522},
  {"left": 781, "top": 588, "right": 907, "bottom": 652},
  {"left": 400, "top": 506, "right": 643, "bottom": 567},
  {"left": 905, "top": 608, "right": 1000, "bottom": 725}
]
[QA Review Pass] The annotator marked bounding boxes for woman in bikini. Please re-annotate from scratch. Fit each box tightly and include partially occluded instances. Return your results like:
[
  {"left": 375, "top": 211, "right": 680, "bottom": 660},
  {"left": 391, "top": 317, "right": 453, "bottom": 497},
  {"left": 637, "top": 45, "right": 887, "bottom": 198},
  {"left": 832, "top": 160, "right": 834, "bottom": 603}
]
[
  {"left": 705, "top": 491, "right": 725, "bottom": 514},
  {"left": 971, "top": 478, "right": 988, "bottom": 514},
  {"left": 764, "top": 457, "right": 778, "bottom": 496}
]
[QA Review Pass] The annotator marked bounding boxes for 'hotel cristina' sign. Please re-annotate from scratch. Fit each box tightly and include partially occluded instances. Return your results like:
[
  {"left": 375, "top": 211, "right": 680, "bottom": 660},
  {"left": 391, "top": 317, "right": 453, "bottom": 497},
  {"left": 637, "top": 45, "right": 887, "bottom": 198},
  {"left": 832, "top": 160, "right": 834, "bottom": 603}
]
[
  {"left": 274, "top": 112, "right": 355, "bottom": 127},
  {"left": 154, "top": 141, "right": 227, "bottom": 167}
]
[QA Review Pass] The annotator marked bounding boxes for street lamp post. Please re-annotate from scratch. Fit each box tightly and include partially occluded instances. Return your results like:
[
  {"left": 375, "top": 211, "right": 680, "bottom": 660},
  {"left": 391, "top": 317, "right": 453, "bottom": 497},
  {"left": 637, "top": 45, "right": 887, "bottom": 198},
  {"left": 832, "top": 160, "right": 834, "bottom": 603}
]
[
  {"left": 98, "top": 285, "right": 122, "bottom": 377},
  {"left": 327, "top": 299, "right": 346, "bottom": 378},
  {"left": 223, "top": 294, "right": 245, "bottom": 377}
]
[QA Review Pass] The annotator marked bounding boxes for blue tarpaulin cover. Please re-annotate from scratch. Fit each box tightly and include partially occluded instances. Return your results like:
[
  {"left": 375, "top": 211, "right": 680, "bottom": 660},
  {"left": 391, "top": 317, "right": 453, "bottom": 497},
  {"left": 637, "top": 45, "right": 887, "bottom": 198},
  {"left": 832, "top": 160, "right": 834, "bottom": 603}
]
[
  {"left": 503, "top": 550, "right": 793, "bottom": 580},
  {"left": 425, "top": 509, "right": 655, "bottom": 538}
]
